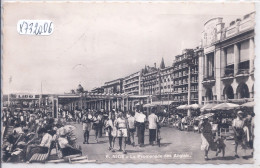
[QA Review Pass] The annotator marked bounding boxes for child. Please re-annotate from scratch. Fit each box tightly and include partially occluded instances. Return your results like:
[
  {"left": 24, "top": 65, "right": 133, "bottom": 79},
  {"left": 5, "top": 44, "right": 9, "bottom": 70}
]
[{"left": 215, "top": 136, "right": 226, "bottom": 157}]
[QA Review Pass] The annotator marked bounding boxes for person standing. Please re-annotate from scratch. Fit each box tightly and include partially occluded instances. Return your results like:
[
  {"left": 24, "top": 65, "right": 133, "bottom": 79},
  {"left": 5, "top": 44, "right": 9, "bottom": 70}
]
[
  {"left": 232, "top": 111, "right": 246, "bottom": 158},
  {"left": 137, "top": 110, "right": 146, "bottom": 147},
  {"left": 105, "top": 113, "right": 117, "bottom": 151},
  {"left": 92, "top": 112, "right": 101, "bottom": 143},
  {"left": 114, "top": 112, "right": 128, "bottom": 154},
  {"left": 148, "top": 110, "right": 159, "bottom": 145},
  {"left": 98, "top": 112, "right": 104, "bottom": 138},
  {"left": 127, "top": 112, "right": 136, "bottom": 146},
  {"left": 135, "top": 110, "right": 141, "bottom": 139},
  {"left": 82, "top": 112, "right": 92, "bottom": 144}
]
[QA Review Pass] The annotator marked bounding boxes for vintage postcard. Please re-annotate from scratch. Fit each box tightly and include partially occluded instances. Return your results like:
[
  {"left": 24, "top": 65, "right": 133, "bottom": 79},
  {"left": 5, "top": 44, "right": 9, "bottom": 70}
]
[{"left": 1, "top": 1, "right": 257, "bottom": 166}]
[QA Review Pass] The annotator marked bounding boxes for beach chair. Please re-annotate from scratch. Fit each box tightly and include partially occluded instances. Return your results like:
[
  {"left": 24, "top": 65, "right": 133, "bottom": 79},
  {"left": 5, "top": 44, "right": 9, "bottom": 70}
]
[{"left": 28, "top": 147, "right": 51, "bottom": 163}]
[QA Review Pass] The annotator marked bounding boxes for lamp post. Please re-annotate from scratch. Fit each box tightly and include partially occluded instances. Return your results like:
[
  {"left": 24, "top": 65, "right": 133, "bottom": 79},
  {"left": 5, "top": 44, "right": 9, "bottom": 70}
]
[{"left": 187, "top": 50, "right": 194, "bottom": 117}]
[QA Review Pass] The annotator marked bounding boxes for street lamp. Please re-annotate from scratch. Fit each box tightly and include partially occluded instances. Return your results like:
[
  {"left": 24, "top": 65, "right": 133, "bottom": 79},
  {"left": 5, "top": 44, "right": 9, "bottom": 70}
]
[{"left": 186, "top": 49, "right": 195, "bottom": 117}]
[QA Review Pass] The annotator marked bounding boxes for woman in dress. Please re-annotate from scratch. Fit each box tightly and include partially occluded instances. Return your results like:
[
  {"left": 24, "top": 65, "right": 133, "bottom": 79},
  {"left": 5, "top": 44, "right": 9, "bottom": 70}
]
[{"left": 199, "top": 117, "right": 214, "bottom": 160}]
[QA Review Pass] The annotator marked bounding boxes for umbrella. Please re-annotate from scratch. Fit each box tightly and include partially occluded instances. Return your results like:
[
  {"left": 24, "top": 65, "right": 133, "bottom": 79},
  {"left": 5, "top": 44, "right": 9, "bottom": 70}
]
[
  {"left": 143, "top": 104, "right": 156, "bottom": 108},
  {"left": 240, "top": 101, "right": 255, "bottom": 108},
  {"left": 212, "top": 103, "right": 239, "bottom": 110},
  {"left": 189, "top": 104, "right": 202, "bottom": 109},
  {"left": 177, "top": 104, "right": 188, "bottom": 109},
  {"left": 195, "top": 113, "right": 214, "bottom": 120},
  {"left": 200, "top": 103, "right": 218, "bottom": 112}
]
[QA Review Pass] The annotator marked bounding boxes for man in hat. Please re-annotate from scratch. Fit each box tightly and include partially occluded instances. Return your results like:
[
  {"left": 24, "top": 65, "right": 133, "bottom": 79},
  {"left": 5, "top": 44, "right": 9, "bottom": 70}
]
[{"left": 232, "top": 111, "right": 246, "bottom": 158}]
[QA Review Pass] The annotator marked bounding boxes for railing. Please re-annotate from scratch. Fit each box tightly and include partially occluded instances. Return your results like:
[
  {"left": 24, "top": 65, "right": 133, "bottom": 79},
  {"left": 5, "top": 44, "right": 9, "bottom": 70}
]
[
  {"left": 236, "top": 69, "right": 249, "bottom": 76},
  {"left": 203, "top": 76, "right": 215, "bottom": 81}
]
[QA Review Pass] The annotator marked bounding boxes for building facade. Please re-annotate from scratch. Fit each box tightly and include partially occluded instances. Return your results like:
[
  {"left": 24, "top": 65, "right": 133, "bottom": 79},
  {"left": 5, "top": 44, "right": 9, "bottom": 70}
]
[
  {"left": 90, "top": 87, "right": 104, "bottom": 94},
  {"left": 103, "top": 78, "right": 123, "bottom": 94},
  {"left": 123, "top": 71, "right": 141, "bottom": 95},
  {"left": 141, "top": 65, "right": 159, "bottom": 95},
  {"left": 172, "top": 49, "right": 199, "bottom": 105},
  {"left": 199, "top": 12, "right": 255, "bottom": 104}
]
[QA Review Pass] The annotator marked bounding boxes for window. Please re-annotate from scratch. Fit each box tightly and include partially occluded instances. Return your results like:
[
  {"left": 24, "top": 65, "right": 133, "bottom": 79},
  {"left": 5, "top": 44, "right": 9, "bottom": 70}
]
[
  {"left": 207, "top": 52, "right": 215, "bottom": 77},
  {"left": 239, "top": 40, "right": 250, "bottom": 62}
]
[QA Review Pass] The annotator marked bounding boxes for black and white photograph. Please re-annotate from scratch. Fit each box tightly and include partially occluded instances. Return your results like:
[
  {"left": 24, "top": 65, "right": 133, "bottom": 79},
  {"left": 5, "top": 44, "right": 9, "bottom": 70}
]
[{"left": 1, "top": 1, "right": 257, "bottom": 165}]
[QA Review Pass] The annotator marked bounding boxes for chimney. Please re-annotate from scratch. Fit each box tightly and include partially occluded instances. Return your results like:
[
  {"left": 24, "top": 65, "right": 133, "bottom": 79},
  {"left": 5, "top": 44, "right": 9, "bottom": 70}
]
[{"left": 154, "top": 63, "right": 156, "bottom": 68}]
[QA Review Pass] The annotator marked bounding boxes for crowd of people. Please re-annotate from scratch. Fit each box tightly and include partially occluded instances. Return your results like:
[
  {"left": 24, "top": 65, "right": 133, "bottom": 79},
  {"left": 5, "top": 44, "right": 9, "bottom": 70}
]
[
  {"left": 78, "top": 108, "right": 161, "bottom": 154},
  {"left": 2, "top": 105, "right": 255, "bottom": 162},
  {"left": 168, "top": 109, "right": 255, "bottom": 160},
  {"left": 2, "top": 108, "right": 82, "bottom": 163}
]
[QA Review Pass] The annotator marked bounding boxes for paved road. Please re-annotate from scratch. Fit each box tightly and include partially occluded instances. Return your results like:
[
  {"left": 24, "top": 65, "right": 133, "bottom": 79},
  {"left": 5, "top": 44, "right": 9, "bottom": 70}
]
[{"left": 70, "top": 123, "right": 254, "bottom": 164}]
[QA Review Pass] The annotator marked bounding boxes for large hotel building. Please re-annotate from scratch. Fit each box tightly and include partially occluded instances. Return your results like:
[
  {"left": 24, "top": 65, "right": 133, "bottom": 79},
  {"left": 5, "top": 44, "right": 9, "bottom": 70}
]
[{"left": 199, "top": 12, "right": 255, "bottom": 104}]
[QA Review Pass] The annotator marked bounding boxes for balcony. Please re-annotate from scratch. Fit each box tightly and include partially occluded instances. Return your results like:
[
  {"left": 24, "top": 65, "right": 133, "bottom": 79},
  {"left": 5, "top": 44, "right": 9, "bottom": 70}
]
[
  {"left": 191, "top": 71, "right": 198, "bottom": 75},
  {"left": 202, "top": 76, "right": 215, "bottom": 85},
  {"left": 222, "top": 68, "right": 234, "bottom": 80},
  {"left": 190, "top": 89, "right": 198, "bottom": 93},
  {"left": 191, "top": 80, "right": 198, "bottom": 83},
  {"left": 236, "top": 69, "right": 250, "bottom": 78}
]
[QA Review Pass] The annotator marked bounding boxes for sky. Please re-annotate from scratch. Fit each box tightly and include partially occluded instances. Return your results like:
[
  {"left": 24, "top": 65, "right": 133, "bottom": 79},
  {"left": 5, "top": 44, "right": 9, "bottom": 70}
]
[{"left": 2, "top": 2, "right": 255, "bottom": 94}]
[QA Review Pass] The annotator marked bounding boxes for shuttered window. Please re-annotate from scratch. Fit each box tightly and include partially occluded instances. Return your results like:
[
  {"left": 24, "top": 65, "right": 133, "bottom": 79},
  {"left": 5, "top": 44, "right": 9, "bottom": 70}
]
[
  {"left": 240, "top": 40, "right": 249, "bottom": 62},
  {"left": 226, "top": 46, "right": 234, "bottom": 65}
]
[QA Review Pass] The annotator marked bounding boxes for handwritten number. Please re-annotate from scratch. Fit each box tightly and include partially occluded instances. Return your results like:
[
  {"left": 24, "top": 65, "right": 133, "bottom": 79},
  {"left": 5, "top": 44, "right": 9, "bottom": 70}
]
[
  {"left": 33, "top": 23, "right": 38, "bottom": 34},
  {"left": 29, "top": 23, "right": 33, "bottom": 33},
  {"left": 24, "top": 22, "right": 28, "bottom": 33},
  {"left": 37, "top": 26, "right": 42, "bottom": 35},
  {"left": 43, "top": 23, "right": 48, "bottom": 33},
  {"left": 18, "top": 20, "right": 53, "bottom": 35},
  {"left": 48, "top": 22, "right": 53, "bottom": 33},
  {"left": 19, "top": 22, "right": 25, "bottom": 33}
]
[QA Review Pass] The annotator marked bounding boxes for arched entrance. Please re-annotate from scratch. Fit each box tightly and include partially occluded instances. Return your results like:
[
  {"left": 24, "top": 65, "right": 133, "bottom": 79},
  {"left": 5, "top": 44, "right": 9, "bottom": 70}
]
[
  {"left": 205, "top": 88, "right": 213, "bottom": 101},
  {"left": 223, "top": 85, "right": 234, "bottom": 99},
  {"left": 237, "top": 83, "right": 249, "bottom": 99}
]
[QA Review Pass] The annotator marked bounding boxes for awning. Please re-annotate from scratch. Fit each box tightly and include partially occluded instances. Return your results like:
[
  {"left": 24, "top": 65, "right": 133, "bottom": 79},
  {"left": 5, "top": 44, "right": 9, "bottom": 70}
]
[
  {"left": 195, "top": 113, "right": 214, "bottom": 120},
  {"left": 143, "top": 104, "right": 156, "bottom": 108},
  {"left": 188, "top": 104, "right": 202, "bottom": 109},
  {"left": 212, "top": 103, "right": 239, "bottom": 110},
  {"left": 151, "top": 101, "right": 174, "bottom": 106},
  {"left": 240, "top": 101, "right": 255, "bottom": 108},
  {"left": 177, "top": 104, "right": 188, "bottom": 110},
  {"left": 200, "top": 103, "right": 218, "bottom": 112}
]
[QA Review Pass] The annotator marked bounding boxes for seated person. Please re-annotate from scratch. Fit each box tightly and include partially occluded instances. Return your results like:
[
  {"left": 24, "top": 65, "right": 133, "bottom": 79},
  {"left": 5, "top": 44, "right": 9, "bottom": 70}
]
[
  {"left": 57, "top": 133, "right": 82, "bottom": 157},
  {"left": 13, "top": 123, "right": 24, "bottom": 134},
  {"left": 25, "top": 127, "right": 53, "bottom": 162}
]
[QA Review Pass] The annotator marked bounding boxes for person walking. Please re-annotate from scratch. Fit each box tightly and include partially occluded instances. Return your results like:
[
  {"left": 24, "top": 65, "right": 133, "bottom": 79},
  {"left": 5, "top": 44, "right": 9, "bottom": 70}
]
[
  {"left": 127, "top": 112, "right": 136, "bottom": 146},
  {"left": 232, "top": 111, "right": 246, "bottom": 158},
  {"left": 105, "top": 113, "right": 117, "bottom": 151},
  {"left": 82, "top": 112, "right": 92, "bottom": 144},
  {"left": 92, "top": 112, "right": 101, "bottom": 143},
  {"left": 114, "top": 112, "right": 128, "bottom": 154},
  {"left": 199, "top": 117, "right": 214, "bottom": 160},
  {"left": 148, "top": 109, "right": 159, "bottom": 145}
]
